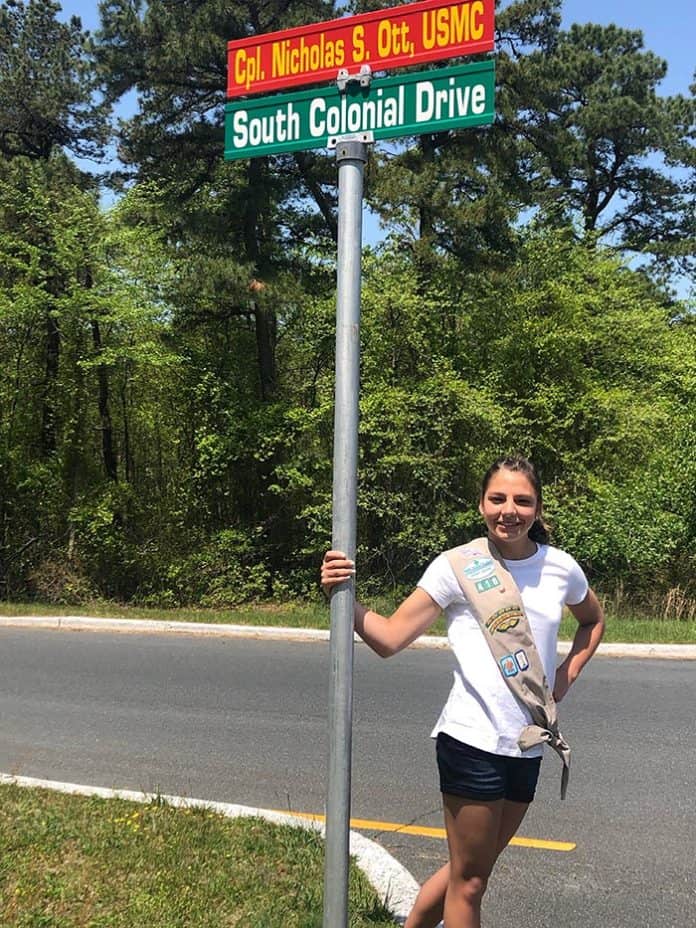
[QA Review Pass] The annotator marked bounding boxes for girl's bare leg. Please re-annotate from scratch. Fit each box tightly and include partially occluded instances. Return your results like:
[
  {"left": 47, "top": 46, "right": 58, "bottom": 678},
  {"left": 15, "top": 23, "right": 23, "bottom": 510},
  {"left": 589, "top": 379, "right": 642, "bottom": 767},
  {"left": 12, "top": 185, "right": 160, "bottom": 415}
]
[
  {"left": 441, "top": 794, "right": 501, "bottom": 928},
  {"left": 404, "top": 863, "right": 449, "bottom": 928},
  {"left": 405, "top": 799, "right": 530, "bottom": 928}
]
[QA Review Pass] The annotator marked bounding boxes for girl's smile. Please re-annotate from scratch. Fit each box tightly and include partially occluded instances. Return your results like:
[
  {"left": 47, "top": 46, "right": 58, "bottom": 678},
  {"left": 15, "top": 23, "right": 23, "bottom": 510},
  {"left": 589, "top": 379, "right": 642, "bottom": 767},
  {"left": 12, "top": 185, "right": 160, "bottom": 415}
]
[{"left": 479, "top": 468, "right": 540, "bottom": 556}]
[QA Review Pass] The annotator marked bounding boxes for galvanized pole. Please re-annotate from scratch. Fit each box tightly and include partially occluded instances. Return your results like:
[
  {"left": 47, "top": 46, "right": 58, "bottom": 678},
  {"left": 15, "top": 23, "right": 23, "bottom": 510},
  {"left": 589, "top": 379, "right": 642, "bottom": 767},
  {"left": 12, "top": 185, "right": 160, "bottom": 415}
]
[{"left": 323, "top": 138, "right": 367, "bottom": 928}]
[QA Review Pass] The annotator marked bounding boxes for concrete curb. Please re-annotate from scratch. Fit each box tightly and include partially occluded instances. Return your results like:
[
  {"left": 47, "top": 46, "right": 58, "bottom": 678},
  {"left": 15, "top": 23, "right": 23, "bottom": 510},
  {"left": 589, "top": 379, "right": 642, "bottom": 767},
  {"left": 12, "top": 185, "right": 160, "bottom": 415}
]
[
  {"left": 1, "top": 614, "right": 695, "bottom": 659},
  {"left": 0, "top": 614, "right": 334, "bottom": 641},
  {"left": 0, "top": 773, "right": 419, "bottom": 924}
]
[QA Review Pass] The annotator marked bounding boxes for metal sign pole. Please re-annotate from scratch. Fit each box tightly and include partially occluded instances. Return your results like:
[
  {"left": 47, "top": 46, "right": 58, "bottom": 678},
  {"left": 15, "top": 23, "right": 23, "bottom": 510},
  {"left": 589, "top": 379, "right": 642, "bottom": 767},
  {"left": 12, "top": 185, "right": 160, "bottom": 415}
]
[
  {"left": 323, "top": 137, "right": 368, "bottom": 928},
  {"left": 223, "top": 9, "right": 495, "bottom": 926}
]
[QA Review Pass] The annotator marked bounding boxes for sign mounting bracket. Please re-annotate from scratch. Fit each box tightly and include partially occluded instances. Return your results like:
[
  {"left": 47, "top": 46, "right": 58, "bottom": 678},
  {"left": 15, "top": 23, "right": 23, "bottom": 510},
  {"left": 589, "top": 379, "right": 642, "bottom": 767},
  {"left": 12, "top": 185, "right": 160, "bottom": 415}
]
[
  {"left": 327, "top": 131, "right": 374, "bottom": 150},
  {"left": 336, "top": 64, "right": 373, "bottom": 93}
]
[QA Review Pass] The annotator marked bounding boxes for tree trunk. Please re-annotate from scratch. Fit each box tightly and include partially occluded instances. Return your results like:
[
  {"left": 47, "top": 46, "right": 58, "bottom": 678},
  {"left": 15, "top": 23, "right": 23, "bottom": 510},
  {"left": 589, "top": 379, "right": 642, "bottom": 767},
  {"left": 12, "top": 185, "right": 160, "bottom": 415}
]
[
  {"left": 40, "top": 309, "right": 60, "bottom": 456},
  {"left": 244, "top": 158, "right": 278, "bottom": 401},
  {"left": 418, "top": 133, "right": 437, "bottom": 241},
  {"left": 253, "top": 301, "right": 277, "bottom": 402},
  {"left": 90, "top": 318, "right": 118, "bottom": 483},
  {"left": 121, "top": 372, "right": 132, "bottom": 483}
]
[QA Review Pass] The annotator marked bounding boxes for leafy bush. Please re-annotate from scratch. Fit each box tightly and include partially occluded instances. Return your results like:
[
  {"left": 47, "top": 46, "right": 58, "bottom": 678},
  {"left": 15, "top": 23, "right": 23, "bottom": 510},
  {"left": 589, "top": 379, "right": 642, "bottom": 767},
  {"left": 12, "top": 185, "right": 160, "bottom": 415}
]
[
  {"left": 164, "top": 529, "right": 272, "bottom": 607},
  {"left": 27, "top": 558, "right": 96, "bottom": 605}
]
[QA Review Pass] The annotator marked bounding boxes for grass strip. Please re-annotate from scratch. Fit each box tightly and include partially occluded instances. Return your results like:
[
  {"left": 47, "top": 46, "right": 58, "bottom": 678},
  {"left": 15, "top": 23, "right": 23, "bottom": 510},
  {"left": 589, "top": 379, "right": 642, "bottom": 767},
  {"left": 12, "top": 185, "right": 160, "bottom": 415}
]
[
  {"left": 0, "top": 784, "right": 398, "bottom": 928},
  {"left": 1, "top": 600, "right": 695, "bottom": 644},
  {"left": 0, "top": 600, "right": 332, "bottom": 629},
  {"left": 557, "top": 614, "right": 696, "bottom": 644}
]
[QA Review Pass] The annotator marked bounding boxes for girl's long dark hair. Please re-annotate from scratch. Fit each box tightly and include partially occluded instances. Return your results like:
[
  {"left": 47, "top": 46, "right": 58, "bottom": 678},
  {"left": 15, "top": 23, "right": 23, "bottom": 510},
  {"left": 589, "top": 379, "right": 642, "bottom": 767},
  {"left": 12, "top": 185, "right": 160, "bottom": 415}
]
[{"left": 480, "top": 455, "right": 550, "bottom": 544}]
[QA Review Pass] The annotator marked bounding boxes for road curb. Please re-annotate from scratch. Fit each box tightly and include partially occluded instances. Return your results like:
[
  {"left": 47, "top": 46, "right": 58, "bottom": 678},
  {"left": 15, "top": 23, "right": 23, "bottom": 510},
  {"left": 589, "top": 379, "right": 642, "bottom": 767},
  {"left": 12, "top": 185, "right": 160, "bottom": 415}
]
[
  {"left": 0, "top": 772, "right": 419, "bottom": 924},
  {"left": 1, "top": 614, "right": 695, "bottom": 659}
]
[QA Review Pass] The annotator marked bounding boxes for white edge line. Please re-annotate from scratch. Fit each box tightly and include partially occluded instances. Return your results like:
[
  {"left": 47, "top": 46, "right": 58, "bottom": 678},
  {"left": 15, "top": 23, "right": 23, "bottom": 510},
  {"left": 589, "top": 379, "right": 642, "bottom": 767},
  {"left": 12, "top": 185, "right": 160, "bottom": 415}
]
[
  {"left": 1, "top": 615, "right": 695, "bottom": 659},
  {"left": 0, "top": 772, "right": 420, "bottom": 923}
]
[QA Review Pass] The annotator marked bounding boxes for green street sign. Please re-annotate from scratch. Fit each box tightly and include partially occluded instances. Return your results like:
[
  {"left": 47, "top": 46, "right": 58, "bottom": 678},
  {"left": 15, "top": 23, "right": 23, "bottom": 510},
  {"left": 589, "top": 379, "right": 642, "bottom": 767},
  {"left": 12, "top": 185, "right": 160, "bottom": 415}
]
[{"left": 224, "top": 58, "right": 494, "bottom": 160}]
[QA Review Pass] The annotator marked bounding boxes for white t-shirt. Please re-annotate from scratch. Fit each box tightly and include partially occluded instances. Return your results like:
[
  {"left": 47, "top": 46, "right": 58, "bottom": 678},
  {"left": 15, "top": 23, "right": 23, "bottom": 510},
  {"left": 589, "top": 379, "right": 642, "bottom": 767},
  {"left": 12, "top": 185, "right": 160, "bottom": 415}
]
[{"left": 418, "top": 543, "right": 589, "bottom": 758}]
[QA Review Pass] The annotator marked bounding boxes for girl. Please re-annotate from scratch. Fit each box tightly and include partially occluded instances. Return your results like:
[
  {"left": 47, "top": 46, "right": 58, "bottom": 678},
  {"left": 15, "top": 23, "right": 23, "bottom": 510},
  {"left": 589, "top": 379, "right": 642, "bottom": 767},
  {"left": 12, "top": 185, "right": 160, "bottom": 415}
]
[{"left": 321, "top": 455, "right": 604, "bottom": 928}]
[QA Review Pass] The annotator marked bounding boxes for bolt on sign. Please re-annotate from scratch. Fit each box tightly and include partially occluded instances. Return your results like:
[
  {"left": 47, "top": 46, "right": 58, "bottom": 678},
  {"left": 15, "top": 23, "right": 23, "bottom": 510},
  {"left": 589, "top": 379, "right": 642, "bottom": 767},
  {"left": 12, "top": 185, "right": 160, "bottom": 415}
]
[
  {"left": 225, "top": 59, "right": 494, "bottom": 160},
  {"left": 227, "top": 0, "right": 494, "bottom": 98}
]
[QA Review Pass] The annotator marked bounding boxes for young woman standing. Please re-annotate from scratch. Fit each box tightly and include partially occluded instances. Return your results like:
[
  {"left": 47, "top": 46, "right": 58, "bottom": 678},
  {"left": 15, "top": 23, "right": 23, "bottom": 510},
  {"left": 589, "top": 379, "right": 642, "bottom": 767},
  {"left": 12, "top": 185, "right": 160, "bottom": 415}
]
[{"left": 321, "top": 456, "right": 605, "bottom": 928}]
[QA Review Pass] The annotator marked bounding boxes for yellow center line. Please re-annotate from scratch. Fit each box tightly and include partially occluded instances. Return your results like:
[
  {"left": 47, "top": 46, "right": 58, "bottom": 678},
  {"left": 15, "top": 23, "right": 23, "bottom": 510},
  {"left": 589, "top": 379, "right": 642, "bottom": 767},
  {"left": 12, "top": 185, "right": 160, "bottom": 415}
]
[{"left": 271, "top": 810, "right": 576, "bottom": 852}]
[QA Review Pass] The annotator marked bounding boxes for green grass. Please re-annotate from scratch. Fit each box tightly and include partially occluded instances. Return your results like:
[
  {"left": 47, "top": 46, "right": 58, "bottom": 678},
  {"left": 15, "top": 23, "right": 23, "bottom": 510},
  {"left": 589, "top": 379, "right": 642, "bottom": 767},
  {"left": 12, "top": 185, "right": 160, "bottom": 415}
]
[
  {"left": 0, "top": 599, "right": 332, "bottom": 628},
  {"left": 0, "top": 784, "right": 398, "bottom": 928},
  {"left": 1, "top": 598, "right": 695, "bottom": 644},
  {"left": 558, "top": 613, "right": 696, "bottom": 644}
]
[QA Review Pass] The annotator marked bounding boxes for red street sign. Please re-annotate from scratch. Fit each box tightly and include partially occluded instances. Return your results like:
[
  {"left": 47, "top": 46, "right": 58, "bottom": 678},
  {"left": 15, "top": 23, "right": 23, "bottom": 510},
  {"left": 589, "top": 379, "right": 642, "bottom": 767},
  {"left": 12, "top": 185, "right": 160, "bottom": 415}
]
[{"left": 227, "top": 0, "right": 494, "bottom": 98}]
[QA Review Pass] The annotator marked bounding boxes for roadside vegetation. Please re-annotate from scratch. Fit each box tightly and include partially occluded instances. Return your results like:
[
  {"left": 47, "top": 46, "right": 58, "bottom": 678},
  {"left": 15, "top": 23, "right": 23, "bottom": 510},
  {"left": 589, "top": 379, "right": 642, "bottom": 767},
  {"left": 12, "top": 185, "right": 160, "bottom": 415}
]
[
  {"left": 1, "top": 2, "right": 694, "bottom": 637},
  {"left": 1, "top": 596, "right": 695, "bottom": 644},
  {"left": 0, "top": 784, "right": 398, "bottom": 928}
]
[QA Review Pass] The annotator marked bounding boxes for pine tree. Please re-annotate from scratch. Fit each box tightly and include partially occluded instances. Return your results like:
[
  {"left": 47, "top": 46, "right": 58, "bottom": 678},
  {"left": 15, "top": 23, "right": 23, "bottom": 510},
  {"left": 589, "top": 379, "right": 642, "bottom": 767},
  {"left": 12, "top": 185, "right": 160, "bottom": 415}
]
[{"left": 0, "top": 0, "right": 110, "bottom": 161}]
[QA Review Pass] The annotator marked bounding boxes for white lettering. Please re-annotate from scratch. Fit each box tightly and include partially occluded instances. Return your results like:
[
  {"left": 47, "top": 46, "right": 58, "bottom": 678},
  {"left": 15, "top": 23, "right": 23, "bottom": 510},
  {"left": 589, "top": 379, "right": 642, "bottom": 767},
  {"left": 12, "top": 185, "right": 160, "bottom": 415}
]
[
  {"left": 415, "top": 78, "right": 487, "bottom": 124},
  {"left": 233, "top": 111, "right": 249, "bottom": 147},
  {"left": 471, "top": 83, "right": 485, "bottom": 113},
  {"left": 347, "top": 101, "right": 362, "bottom": 132},
  {"left": 457, "top": 85, "right": 471, "bottom": 114},
  {"left": 416, "top": 81, "right": 434, "bottom": 122},
  {"left": 309, "top": 99, "right": 326, "bottom": 136},
  {"left": 232, "top": 103, "right": 301, "bottom": 149},
  {"left": 286, "top": 103, "right": 300, "bottom": 139},
  {"left": 326, "top": 102, "right": 341, "bottom": 135}
]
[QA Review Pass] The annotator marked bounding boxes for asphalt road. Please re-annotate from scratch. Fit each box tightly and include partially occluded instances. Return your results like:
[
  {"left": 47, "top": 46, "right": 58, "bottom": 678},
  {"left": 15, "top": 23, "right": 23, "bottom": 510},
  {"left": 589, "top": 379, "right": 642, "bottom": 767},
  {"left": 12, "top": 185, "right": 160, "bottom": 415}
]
[{"left": 0, "top": 628, "right": 693, "bottom": 927}]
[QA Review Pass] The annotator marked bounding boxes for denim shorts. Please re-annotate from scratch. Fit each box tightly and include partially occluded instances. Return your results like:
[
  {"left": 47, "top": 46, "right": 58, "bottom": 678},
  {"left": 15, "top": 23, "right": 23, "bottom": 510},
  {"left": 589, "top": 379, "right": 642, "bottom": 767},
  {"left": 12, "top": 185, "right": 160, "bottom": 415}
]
[{"left": 436, "top": 732, "right": 542, "bottom": 803}]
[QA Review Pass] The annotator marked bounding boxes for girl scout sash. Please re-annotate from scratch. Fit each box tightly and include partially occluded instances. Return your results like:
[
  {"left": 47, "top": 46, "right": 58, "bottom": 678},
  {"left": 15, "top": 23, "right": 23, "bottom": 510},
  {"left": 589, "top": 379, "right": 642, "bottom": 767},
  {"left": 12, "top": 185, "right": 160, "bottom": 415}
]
[{"left": 445, "top": 538, "right": 571, "bottom": 799}]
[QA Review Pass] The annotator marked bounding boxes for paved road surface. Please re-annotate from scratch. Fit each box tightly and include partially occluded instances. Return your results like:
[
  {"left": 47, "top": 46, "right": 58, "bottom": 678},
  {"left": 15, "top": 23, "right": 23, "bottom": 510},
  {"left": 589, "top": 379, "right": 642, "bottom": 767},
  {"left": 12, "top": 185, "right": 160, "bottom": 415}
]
[{"left": 0, "top": 628, "right": 693, "bottom": 927}]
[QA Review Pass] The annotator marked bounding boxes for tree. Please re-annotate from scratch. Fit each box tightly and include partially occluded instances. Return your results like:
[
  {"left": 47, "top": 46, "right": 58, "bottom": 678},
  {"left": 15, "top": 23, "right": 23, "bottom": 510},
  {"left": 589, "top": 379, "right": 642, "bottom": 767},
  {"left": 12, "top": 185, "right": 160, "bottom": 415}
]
[
  {"left": 456, "top": 226, "right": 696, "bottom": 592},
  {"left": 0, "top": 0, "right": 109, "bottom": 161},
  {"left": 0, "top": 157, "right": 184, "bottom": 599},
  {"left": 366, "top": 2, "right": 695, "bottom": 282},
  {"left": 502, "top": 19, "right": 696, "bottom": 277},
  {"left": 0, "top": 154, "right": 96, "bottom": 593},
  {"left": 95, "top": 0, "right": 342, "bottom": 400},
  {"left": 360, "top": 0, "right": 569, "bottom": 269}
]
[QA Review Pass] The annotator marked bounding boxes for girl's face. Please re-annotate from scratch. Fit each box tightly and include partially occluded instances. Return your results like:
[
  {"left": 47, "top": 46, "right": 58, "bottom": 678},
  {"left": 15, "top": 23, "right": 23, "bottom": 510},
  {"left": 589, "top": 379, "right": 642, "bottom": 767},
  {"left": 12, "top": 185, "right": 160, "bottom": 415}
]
[{"left": 479, "top": 468, "right": 540, "bottom": 548}]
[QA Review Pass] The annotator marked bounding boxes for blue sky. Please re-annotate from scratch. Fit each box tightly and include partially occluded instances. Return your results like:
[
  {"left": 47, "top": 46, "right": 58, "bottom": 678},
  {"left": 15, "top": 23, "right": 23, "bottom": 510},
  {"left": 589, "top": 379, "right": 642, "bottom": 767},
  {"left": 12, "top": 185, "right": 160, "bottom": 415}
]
[{"left": 59, "top": 0, "right": 694, "bottom": 96}]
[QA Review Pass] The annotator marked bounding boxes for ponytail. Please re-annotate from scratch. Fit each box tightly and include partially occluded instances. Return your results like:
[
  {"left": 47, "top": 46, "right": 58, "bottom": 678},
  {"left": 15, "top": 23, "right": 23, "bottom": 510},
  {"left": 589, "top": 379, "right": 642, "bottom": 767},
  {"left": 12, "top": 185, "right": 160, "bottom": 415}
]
[{"left": 528, "top": 517, "right": 550, "bottom": 545}]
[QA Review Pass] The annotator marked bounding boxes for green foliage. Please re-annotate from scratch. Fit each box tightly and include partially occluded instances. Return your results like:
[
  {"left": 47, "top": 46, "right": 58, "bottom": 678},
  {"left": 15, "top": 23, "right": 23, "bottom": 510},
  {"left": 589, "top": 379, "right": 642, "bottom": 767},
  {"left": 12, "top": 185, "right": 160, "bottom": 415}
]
[
  {"left": 161, "top": 529, "right": 273, "bottom": 607},
  {"left": 355, "top": 252, "right": 504, "bottom": 579},
  {"left": 0, "top": 0, "right": 109, "bottom": 161},
  {"left": 366, "top": 3, "right": 695, "bottom": 277},
  {"left": 460, "top": 228, "right": 696, "bottom": 593},
  {"left": 0, "top": 1, "right": 693, "bottom": 613},
  {"left": 504, "top": 21, "right": 696, "bottom": 275}
]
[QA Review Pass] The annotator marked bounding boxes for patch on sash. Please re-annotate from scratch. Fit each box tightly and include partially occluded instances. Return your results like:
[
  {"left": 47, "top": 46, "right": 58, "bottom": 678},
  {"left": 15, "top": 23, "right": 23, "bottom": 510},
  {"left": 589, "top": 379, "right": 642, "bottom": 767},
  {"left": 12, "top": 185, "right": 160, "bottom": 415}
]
[
  {"left": 514, "top": 649, "right": 529, "bottom": 671},
  {"left": 475, "top": 575, "right": 501, "bottom": 593},
  {"left": 459, "top": 546, "right": 485, "bottom": 558},
  {"left": 500, "top": 650, "right": 529, "bottom": 676},
  {"left": 462, "top": 556, "right": 496, "bottom": 581},
  {"left": 486, "top": 606, "right": 523, "bottom": 634},
  {"left": 500, "top": 654, "right": 518, "bottom": 676}
]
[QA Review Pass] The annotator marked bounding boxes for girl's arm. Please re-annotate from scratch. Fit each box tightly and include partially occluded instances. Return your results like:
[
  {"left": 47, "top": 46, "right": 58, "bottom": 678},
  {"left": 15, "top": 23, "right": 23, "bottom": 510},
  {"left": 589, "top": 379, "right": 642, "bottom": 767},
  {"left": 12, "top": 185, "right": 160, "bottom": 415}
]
[
  {"left": 553, "top": 588, "right": 605, "bottom": 702},
  {"left": 321, "top": 550, "right": 442, "bottom": 658}
]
